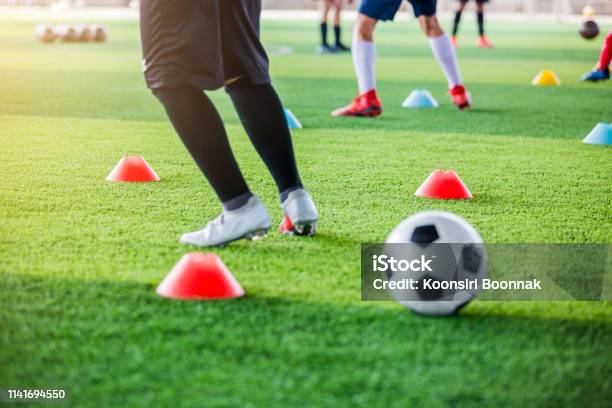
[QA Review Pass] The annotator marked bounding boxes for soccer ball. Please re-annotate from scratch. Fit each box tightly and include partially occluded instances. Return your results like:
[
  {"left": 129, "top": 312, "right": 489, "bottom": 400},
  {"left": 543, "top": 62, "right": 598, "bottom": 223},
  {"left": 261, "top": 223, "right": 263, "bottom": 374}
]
[
  {"left": 582, "top": 5, "right": 595, "bottom": 18},
  {"left": 579, "top": 20, "right": 599, "bottom": 40},
  {"left": 75, "top": 25, "right": 94, "bottom": 42},
  {"left": 35, "top": 24, "right": 56, "bottom": 43},
  {"left": 54, "top": 24, "right": 78, "bottom": 42},
  {"left": 91, "top": 25, "right": 108, "bottom": 42},
  {"left": 384, "top": 211, "right": 487, "bottom": 316}
]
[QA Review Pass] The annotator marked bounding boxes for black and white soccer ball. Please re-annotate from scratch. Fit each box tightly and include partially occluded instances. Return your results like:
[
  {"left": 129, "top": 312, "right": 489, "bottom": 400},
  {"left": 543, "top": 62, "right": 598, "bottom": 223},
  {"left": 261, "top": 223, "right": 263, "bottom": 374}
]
[{"left": 384, "top": 211, "right": 487, "bottom": 316}]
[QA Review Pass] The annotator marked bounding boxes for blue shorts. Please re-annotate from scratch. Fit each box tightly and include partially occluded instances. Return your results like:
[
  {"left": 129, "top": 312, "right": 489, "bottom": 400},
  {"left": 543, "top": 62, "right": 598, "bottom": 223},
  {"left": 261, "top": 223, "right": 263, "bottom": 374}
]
[{"left": 359, "top": 0, "right": 437, "bottom": 21}]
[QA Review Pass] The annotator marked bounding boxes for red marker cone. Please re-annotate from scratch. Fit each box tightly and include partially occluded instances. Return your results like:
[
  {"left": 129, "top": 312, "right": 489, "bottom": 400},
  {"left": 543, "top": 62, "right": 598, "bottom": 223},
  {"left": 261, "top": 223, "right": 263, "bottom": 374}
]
[
  {"left": 156, "top": 253, "right": 245, "bottom": 300},
  {"left": 106, "top": 155, "right": 160, "bottom": 182},
  {"left": 415, "top": 169, "right": 472, "bottom": 200},
  {"left": 279, "top": 215, "right": 295, "bottom": 235}
]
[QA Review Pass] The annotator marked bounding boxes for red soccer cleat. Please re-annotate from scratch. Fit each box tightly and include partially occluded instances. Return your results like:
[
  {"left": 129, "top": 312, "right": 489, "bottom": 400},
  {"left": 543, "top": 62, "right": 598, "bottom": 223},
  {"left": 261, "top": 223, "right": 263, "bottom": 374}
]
[
  {"left": 331, "top": 89, "right": 382, "bottom": 117},
  {"left": 451, "top": 36, "right": 459, "bottom": 48},
  {"left": 477, "top": 36, "right": 493, "bottom": 49},
  {"left": 449, "top": 85, "right": 471, "bottom": 110}
]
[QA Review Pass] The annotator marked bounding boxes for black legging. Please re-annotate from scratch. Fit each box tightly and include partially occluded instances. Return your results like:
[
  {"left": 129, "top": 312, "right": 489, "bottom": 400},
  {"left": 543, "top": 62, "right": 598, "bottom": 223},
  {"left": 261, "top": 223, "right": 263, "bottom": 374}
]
[
  {"left": 452, "top": 1, "right": 485, "bottom": 37},
  {"left": 155, "top": 82, "right": 302, "bottom": 204}
]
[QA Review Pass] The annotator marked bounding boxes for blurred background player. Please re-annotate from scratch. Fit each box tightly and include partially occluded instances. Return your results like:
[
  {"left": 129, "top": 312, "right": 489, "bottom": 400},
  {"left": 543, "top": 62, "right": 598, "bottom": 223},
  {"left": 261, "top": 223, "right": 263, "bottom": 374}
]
[
  {"left": 318, "top": 0, "right": 353, "bottom": 53},
  {"left": 581, "top": 31, "right": 611, "bottom": 81},
  {"left": 451, "top": 0, "right": 493, "bottom": 48},
  {"left": 332, "top": 0, "right": 470, "bottom": 117},
  {"left": 140, "top": 0, "right": 318, "bottom": 246}
]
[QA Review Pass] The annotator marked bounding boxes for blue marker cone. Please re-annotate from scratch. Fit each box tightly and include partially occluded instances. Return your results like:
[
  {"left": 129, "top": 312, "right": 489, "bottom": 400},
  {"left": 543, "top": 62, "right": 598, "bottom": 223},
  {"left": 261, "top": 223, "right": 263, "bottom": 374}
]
[
  {"left": 583, "top": 123, "right": 612, "bottom": 145},
  {"left": 284, "top": 109, "right": 302, "bottom": 129},
  {"left": 401, "top": 89, "right": 439, "bottom": 109}
]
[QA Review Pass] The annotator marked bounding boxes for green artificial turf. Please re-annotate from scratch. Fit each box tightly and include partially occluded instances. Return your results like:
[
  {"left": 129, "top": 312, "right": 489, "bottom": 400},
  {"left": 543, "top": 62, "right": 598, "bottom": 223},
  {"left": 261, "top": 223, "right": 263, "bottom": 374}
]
[{"left": 1, "top": 15, "right": 611, "bottom": 407}]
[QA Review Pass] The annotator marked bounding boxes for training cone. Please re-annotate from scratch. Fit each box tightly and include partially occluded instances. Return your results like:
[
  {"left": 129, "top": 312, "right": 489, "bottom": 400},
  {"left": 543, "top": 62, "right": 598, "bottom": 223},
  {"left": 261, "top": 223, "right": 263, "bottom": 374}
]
[
  {"left": 531, "top": 70, "right": 561, "bottom": 86},
  {"left": 583, "top": 123, "right": 612, "bottom": 145},
  {"left": 156, "top": 253, "right": 245, "bottom": 300},
  {"left": 401, "top": 89, "right": 439, "bottom": 108},
  {"left": 284, "top": 109, "right": 302, "bottom": 129},
  {"left": 106, "top": 155, "right": 160, "bottom": 182},
  {"left": 415, "top": 169, "right": 473, "bottom": 200},
  {"left": 279, "top": 214, "right": 295, "bottom": 235}
]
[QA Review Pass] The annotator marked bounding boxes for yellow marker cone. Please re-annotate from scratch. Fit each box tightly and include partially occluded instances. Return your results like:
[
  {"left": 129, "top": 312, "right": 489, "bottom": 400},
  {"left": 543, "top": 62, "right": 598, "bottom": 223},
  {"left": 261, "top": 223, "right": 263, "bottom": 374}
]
[{"left": 532, "top": 70, "right": 561, "bottom": 86}]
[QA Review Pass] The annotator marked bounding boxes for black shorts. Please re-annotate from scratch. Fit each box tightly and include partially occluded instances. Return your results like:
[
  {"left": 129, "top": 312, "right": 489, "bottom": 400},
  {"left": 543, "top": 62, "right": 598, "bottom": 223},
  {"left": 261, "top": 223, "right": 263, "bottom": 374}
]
[
  {"left": 139, "top": 0, "right": 270, "bottom": 91},
  {"left": 359, "top": 0, "right": 437, "bottom": 21}
]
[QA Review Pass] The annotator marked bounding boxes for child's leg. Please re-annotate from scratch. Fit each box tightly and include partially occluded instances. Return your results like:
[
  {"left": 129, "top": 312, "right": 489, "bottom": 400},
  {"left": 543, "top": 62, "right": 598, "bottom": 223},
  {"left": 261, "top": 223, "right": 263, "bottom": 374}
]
[
  {"left": 227, "top": 79, "right": 303, "bottom": 202},
  {"left": 420, "top": 15, "right": 463, "bottom": 88},
  {"left": 598, "top": 32, "right": 612, "bottom": 70},
  {"left": 320, "top": 0, "right": 331, "bottom": 46},
  {"left": 352, "top": 14, "right": 378, "bottom": 93},
  {"left": 476, "top": 1, "right": 485, "bottom": 37},
  {"left": 452, "top": 0, "right": 467, "bottom": 37},
  {"left": 333, "top": 0, "right": 343, "bottom": 46},
  {"left": 155, "top": 85, "right": 251, "bottom": 209}
]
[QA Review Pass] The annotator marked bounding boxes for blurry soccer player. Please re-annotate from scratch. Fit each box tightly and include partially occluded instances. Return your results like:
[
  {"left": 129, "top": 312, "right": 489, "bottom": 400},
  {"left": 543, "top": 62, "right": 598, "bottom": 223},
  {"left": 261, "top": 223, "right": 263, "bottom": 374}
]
[
  {"left": 581, "top": 31, "right": 611, "bottom": 82},
  {"left": 451, "top": 0, "right": 493, "bottom": 48},
  {"left": 139, "top": 0, "right": 318, "bottom": 247},
  {"left": 332, "top": 0, "right": 470, "bottom": 117},
  {"left": 318, "top": 0, "right": 353, "bottom": 53}
]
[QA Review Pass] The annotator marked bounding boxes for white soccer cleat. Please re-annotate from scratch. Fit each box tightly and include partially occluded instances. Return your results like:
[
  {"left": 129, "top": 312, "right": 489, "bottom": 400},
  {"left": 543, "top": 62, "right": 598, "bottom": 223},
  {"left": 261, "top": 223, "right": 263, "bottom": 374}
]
[
  {"left": 280, "top": 189, "right": 318, "bottom": 236},
  {"left": 180, "top": 196, "right": 272, "bottom": 247}
]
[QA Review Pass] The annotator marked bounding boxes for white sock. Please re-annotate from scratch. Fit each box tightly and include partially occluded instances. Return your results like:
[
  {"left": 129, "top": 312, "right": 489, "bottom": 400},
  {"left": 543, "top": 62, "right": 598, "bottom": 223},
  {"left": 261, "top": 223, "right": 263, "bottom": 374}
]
[
  {"left": 352, "top": 39, "right": 376, "bottom": 94},
  {"left": 429, "top": 33, "right": 463, "bottom": 88}
]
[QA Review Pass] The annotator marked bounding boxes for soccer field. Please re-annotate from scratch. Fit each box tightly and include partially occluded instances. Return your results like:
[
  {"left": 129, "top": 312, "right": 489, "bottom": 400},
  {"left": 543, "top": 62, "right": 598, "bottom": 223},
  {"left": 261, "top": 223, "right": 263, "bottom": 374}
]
[{"left": 1, "top": 15, "right": 611, "bottom": 406}]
